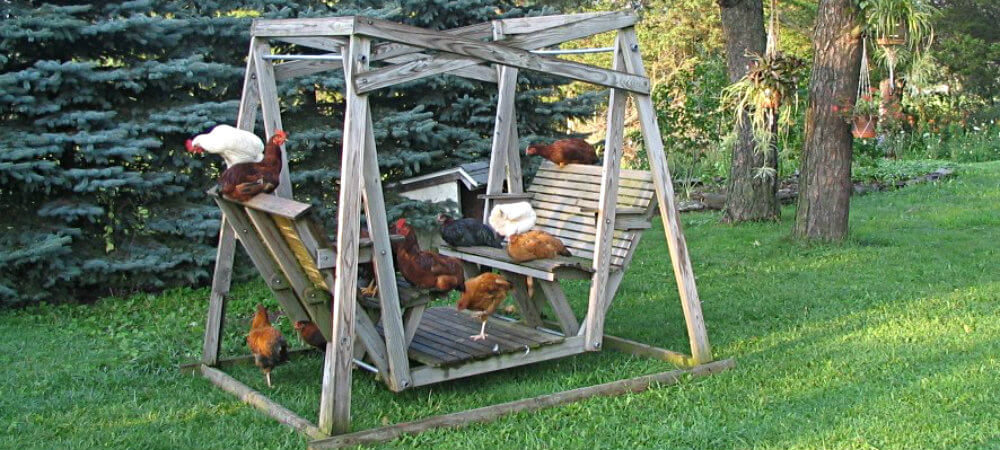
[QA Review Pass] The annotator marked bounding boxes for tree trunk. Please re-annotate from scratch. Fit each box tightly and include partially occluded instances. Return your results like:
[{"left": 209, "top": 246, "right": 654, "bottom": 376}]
[
  {"left": 719, "top": 0, "right": 780, "bottom": 223},
  {"left": 793, "top": 0, "right": 862, "bottom": 241}
]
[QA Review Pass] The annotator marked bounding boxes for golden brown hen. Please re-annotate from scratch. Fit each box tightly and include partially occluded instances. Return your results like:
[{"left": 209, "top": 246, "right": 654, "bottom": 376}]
[
  {"left": 456, "top": 272, "right": 512, "bottom": 341},
  {"left": 247, "top": 304, "right": 289, "bottom": 388},
  {"left": 506, "top": 230, "right": 572, "bottom": 262},
  {"left": 526, "top": 138, "right": 598, "bottom": 168}
]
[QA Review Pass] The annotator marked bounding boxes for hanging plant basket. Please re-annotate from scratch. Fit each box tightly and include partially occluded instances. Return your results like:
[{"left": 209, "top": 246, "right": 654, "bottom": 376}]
[
  {"left": 852, "top": 115, "right": 879, "bottom": 138},
  {"left": 876, "top": 24, "right": 907, "bottom": 46}
]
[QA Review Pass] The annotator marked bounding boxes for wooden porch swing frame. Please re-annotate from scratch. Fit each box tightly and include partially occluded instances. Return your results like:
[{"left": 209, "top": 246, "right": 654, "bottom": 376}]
[{"left": 192, "top": 11, "right": 731, "bottom": 447}]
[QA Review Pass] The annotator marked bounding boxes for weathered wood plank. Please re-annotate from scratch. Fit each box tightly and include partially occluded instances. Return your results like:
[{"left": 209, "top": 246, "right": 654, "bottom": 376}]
[
  {"left": 239, "top": 193, "right": 312, "bottom": 219},
  {"left": 319, "top": 35, "right": 369, "bottom": 437},
  {"left": 353, "top": 13, "right": 647, "bottom": 94},
  {"left": 402, "top": 303, "right": 426, "bottom": 347},
  {"left": 497, "top": 12, "right": 611, "bottom": 34},
  {"left": 251, "top": 38, "right": 292, "bottom": 199},
  {"left": 438, "top": 248, "right": 554, "bottom": 281},
  {"left": 214, "top": 198, "right": 310, "bottom": 322},
  {"left": 535, "top": 160, "right": 653, "bottom": 182},
  {"left": 351, "top": 298, "right": 392, "bottom": 379},
  {"left": 360, "top": 107, "right": 411, "bottom": 392},
  {"left": 529, "top": 176, "right": 654, "bottom": 201},
  {"left": 494, "top": 23, "right": 525, "bottom": 195},
  {"left": 201, "top": 365, "right": 327, "bottom": 440},
  {"left": 602, "top": 335, "right": 694, "bottom": 367},
  {"left": 252, "top": 17, "right": 356, "bottom": 37},
  {"left": 202, "top": 217, "right": 234, "bottom": 366},
  {"left": 245, "top": 209, "right": 316, "bottom": 298},
  {"left": 274, "top": 36, "right": 347, "bottom": 52},
  {"left": 584, "top": 33, "right": 627, "bottom": 352},
  {"left": 409, "top": 336, "right": 584, "bottom": 387},
  {"left": 183, "top": 348, "right": 316, "bottom": 374},
  {"left": 537, "top": 280, "right": 579, "bottom": 336},
  {"left": 307, "top": 358, "right": 736, "bottom": 449},
  {"left": 482, "top": 64, "right": 518, "bottom": 221},
  {"left": 619, "top": 28, "right": 712, "bottom": 364},
  {"left": 274, "top": 51, "right": 498, "bottom": 83},
  {"left": 505, "top": 273, "right": 543, "bottom": 327}
]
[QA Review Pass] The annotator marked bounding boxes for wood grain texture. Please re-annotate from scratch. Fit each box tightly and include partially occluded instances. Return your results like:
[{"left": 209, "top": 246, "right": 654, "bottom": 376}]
[
  {"left": 602, "top": 335, "right": 693, "bottom": 367},
  {"left": 483, "top": 63, "right": 519, "bottom": 220},
  {"left": 537, "top": 280, "right": 579, "bottom": 336},
  {"left": 360, "top": 107, "right": 410, "bottom": 392},
  {"left": 506, "top": 272, "right": 543, "bottom": 327},
  {"left": 619, "top": 28, "right": 712, "bottom": 364},
  {"left": 408, "top": 336, "right": 584, "bottom": 387},
  {"left": 584, "top": 33, "right": 627, "bottom": 351},
  {"left": 319, "top": 35, "right": 370, "bottom": 436},
  {"left": 214, "top": 198, "right": 310, "bottom": 323},
  {"left": 200, "top": 365, "right": 327, "bottom": 440},
  {"left": 494, "top": 24, "right": 525, "bottom": 195},
  {"left": 202, "top": 218, "right": 234, "bottom": 366},
  {"left": 308, "top": 358, "right": 735, "bottom": 449},
  {"left": 251, "top": 38, "right": 292, "bottom": 198},
  {"left": 274, "top": 36, "right": 347, "bottom": 52},
  {"left": 353, "top": 13, "right": 647, "bottom": 94},
  {"left": 252, "top": 17, "right": 356, "bottom": 37}
]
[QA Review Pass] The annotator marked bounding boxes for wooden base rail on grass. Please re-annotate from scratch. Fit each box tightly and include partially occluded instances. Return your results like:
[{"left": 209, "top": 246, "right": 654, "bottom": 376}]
[
  {"left": 199, "top": 365, "right": 327, "bottom": 440},
  {"left": 307, "top": 359, "right": 735, "bottom": 449}
]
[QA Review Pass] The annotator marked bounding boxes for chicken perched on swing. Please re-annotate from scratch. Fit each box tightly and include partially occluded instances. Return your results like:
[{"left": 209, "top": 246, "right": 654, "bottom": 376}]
[
  {"left": 187, "top": 126, "right": 288, "bottom": 202},
  {"left": 526, "top": 138, "right": 598, "bottom": 168},
  {"left": 456, "top": 272, "right": 512, "bottom": 341}
]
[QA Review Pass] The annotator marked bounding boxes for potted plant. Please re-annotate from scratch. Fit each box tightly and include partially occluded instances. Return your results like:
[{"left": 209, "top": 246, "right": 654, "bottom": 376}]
[
  {"left": 722, "top": 51, "right": 805, "bottom": 146},
  {"left": 850, "top": 88, "right": 881, "bottom": 138},
  {"left": 859, "top": 0, "right": 936, "bottom": 50}
]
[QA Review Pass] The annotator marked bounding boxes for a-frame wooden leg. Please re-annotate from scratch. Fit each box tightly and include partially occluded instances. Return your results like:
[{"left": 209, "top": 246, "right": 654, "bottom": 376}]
[
  {"left": 618, "top": 28, "right": 712, "bottom": 364},
  {"left": 360, "top": 108, "right": 411, "bottom": 392},
  {"left": 203, "top": 40, "right": 261, "bottom": 366},
  {"left": 319, "top": 35, "right": 370, "bottom": 436},
  {"left": 584, "top": 32, "right": 627, "bottom": 351},
  {"left": 251, "top": 37, "right": 292, "bottom": 198},
  {"left": 507, "top": 274, "right": 543, "bottom": 327},
  {"left": 202, "top": 218, "right": 235, "bottom": 366},
  {"left": 482, "top": 65, "right": 519, "bottom": 221},
  {"left": 537, "top": 280, "right": 579, "bottom": 336}
]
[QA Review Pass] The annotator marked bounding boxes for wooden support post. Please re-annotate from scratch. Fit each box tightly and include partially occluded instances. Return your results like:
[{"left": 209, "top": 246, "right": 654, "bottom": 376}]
[
  {"left": 319, "top": 35, "right": 370, "bottom": 436},
  {"left": 251, "top": 38, "right": 292, "bottom": 198},
  {"left": 494, "top": 22, "right": 524, "bottom": 195},
  {"left": 203, "top": 40, "right": 261, "bottom": 365},
  {"left": 506, "top": 273, "right": 543, "bottom": 327},
  {"left": 618, "top": 28, "right": 712, "bottom": 364},
  {"left": 200, "top": 365, "right": 327, "bottom": 440},
  {"left": 537, "top": 280, "right": 579, "bottom": 336},
  {"left": 309, "top": 358, "right": 736, "bottom": 449},
  {"left": 583, "top": 32, "right": 627, "bottom": 351},
  {"left": 202, "top": 219, "right": 234, "bottom": 366},
  {"left": 359, "top": 107, "right": 411, "bottom": 391},
  {"left": 482, "top": 63, "right": 519, "bottom": 221}
]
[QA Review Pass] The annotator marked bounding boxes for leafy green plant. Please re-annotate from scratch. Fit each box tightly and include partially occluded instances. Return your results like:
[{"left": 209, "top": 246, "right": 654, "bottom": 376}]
[
  {"left": 721, "top": 52, "right": 805, "bottom": 149},
  {"left": 851, "top": 88, "right": 883, "bottom": 117},
  {"left": 859, "top": 0, "right": 937, "bottom": 51}
]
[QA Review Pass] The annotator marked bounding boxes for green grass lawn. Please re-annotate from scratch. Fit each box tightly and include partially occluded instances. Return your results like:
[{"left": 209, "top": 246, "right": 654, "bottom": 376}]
[{"left": 3, "top": 162, "right": 999, "bottom": 449}]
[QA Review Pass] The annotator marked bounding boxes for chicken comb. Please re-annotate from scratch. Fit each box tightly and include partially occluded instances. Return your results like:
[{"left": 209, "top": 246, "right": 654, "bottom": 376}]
[
  {"left": 272, "top": 130, "right": 288, "bottom": 144},
  {"left": 184, "top": 138, "right": 197, "bottom": 153}
]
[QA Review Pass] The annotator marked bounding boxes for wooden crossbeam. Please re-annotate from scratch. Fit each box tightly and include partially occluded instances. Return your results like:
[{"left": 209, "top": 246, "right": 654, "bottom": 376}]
[
  {"left": 352, "top": 12, "right": 647, "bottom": 94},
  {"left": 273, "top": 36, "right": 347, "bottom": 52},
  {"left": 252, "top": 17, "right": 356, "bottom": 37}
]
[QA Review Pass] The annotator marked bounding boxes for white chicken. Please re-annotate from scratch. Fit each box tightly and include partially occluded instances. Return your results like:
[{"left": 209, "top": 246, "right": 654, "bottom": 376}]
[
  {"left": 186, "top": 124, "right": 264, "bottom": 167},
  {"left": 488, "top": 202, "right": 537, "bottom": 237}
]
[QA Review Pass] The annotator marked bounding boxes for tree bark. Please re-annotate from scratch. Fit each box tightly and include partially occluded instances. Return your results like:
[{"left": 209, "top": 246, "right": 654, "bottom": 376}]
[
  {"left": 793, "top": 0, "right": 862, "bottom": 241},
  {"left": 719, "top": 0, "right": 780, "bottom": 223}
]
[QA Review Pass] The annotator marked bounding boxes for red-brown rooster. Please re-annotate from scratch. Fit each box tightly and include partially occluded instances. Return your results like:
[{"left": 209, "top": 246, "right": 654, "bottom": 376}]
[
  {"left": 392, "top": 218, "right": 465, "bottom": 293},
  {"left": 247, "top": 304, "right": 289, "bottom": 388},
  {"left": 526, "top": 138, "right": 598, "bottom": 168},
  {"left": 294, "top": 320, "right": 327, "bottom": 352},
  {"left": 214, "top": 131, "right": 287, "bottom": 202},
  {"left": 457, "top": 272, "right": 512, "bottom": 341}
]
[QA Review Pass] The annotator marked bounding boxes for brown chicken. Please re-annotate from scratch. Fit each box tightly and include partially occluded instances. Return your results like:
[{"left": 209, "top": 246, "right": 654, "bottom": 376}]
[
  {"left": 456, "top": 272, "right": 512, "bottom": 341},
  {"left": 218, "top": 130, "right": 287, "bottom": 202},
  {"left": 526, "top": 138, "right": 598, "bottom": 168},
  {"left": 507, "top": 230, "right": 572, "bottom": 262},
  {"left": 293, "top": 320, "right": 326, "bottom": 352},
  {"left": 247, "top": 304, "right": 289, "bottom": 388},
  {"left": 392, "top": 218, "right": 465, "bottom": 292}
]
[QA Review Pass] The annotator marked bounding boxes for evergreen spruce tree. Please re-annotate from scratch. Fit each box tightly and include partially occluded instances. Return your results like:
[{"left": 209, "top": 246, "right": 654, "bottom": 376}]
[{"left": 0, "top": 0, "right": 597, "bottom": 305}]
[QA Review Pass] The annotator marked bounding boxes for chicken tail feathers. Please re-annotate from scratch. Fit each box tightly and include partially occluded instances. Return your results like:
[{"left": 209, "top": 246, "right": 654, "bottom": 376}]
[{"left": 558, "top": 247, "right": 572, "bottom": 257}]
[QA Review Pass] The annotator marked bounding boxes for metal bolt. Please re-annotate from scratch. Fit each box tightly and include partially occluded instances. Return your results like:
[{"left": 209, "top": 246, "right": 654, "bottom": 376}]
[
  {"left": 250, "top": 73, "right": 257, "bottom": 79},
  {"left": 242, "top": 228, "right": 249, "bottom": 233},
  {"left": 380, "top": 250, "right": 386, "bottom": 255},
  {"left": 630, "top": 44, "right": 639, "bottom": 52},
  {"left": 360, "top": 55, "right": 367, "bottom": 63},
  {"left": 606, "top": 218, "right": 611, "bottom": 224}
]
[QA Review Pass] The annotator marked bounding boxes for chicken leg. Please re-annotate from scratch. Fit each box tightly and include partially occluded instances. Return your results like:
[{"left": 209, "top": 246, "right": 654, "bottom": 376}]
[
  {"left": 265, "top": 370, "right": 272, "bottom": 388},
  {"left": 360, "top": 278, "right": 378, "bottom": 297},
  {"left": 470, "top": 320, "right": 488, "bottom": 341}
]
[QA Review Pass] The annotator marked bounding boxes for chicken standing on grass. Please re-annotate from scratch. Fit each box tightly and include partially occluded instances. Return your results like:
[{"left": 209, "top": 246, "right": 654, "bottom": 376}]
[
  {"left": 438, "top": 213, "right": 503, "bottom": 248},
  {"left": 247, "top": 304, "right": 289, "bottom": 388},
  {"left": 293, "top": 320, "right": 326, "bottom": 352},
  {"left": 526, "top": 138, "right": 598, "bottom": 168},
  {"left": 456, "top": 272, "right": 512, "bottom": 341}
]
